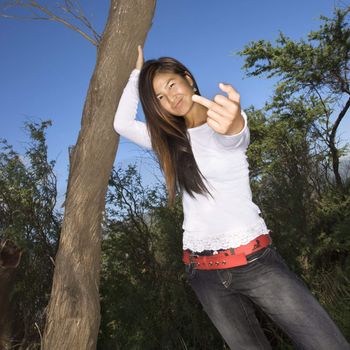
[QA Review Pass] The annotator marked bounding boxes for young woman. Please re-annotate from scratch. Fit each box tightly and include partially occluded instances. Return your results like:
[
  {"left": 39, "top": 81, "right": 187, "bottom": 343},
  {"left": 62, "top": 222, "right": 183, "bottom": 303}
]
[{"left": 113, "top": 45, "right": 349, "bottom": 350}]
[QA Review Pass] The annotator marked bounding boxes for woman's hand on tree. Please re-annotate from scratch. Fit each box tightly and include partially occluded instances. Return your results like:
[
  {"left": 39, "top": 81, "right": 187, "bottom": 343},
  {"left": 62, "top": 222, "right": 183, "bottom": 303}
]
[
  {"left": 136, "top": 45, "right": 144, "bottom": 70},
  {"left": 192, "top": 83, "right": 245, "bottom": 135}
]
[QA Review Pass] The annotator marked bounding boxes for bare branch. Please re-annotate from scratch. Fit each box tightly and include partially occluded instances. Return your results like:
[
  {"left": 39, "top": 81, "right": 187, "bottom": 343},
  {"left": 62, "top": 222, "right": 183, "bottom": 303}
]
[
  {"left": 61, "top": 0, "right": 101, "bottom": 43},
  {"left": 0, "top": 0, "right": 100, "bottom": 46}
]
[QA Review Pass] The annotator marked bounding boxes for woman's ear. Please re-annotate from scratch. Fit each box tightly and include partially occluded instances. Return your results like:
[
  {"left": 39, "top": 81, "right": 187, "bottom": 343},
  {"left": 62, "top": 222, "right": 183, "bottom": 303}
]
[{"left": 184, "top": 72, "right": 194, "bottom": 87}]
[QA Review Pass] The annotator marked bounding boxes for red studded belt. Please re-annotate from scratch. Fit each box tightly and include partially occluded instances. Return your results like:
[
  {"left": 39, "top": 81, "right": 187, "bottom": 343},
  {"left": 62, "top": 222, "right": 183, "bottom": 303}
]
[{"left": 182, "top": 233, "right": 272, "bottom": 270}]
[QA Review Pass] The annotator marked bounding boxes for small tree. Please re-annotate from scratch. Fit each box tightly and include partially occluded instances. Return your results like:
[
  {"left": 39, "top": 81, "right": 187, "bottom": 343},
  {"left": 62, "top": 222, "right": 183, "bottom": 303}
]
[
  {"left": 0, "top": 121, "right": 61, "bottom": 349},
  {"left": 239, "top": 6, "right": 350, "bottom": 189}
]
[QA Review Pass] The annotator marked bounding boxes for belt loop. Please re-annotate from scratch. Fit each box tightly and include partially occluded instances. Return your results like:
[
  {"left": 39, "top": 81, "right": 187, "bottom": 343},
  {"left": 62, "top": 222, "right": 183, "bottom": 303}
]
[{"left": 189, "top": 252, "right": 199, "bottom": 264}]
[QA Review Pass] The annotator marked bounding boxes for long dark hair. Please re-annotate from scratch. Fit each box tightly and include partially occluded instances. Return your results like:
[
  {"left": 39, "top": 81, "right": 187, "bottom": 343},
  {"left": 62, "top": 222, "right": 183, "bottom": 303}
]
[{"left": 138, "top": 57, "right": 213, "bottom": 207}]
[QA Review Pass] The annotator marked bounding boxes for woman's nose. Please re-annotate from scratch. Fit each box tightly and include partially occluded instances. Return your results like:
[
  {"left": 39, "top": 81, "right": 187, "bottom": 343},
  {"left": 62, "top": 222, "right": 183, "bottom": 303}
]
[
  {"left": 168, "top": 91, "right": 176, "bottom": 102},
  {"left": 163, "top": 93, "right": 173, "bottom": 105}
]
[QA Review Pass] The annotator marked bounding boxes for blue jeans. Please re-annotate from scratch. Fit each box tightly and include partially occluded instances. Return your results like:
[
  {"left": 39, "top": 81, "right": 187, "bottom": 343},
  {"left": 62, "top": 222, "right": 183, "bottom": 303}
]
[{"left": 185, "top": 246, "right": 350, "bottom": 350}]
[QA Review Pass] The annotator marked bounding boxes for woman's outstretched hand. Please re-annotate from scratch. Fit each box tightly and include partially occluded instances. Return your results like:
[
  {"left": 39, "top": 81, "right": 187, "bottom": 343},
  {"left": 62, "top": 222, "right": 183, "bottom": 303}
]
[
  {"left": 136, "top": 45, "right": 144, "bottom": 70},
  {"left": 192, "top": 84, "right": 245, "bottom": 136}
]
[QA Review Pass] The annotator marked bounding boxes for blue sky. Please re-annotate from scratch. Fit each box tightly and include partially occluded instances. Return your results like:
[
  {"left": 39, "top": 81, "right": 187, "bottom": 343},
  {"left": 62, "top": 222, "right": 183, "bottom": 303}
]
[{"left": 1, "top": 0, "right": 349, "bottom": 205}]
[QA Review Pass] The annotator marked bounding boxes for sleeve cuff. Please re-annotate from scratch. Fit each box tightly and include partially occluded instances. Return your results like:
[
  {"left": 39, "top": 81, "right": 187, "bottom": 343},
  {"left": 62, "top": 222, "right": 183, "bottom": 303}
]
[
  {"left": 130, "top": 68, "right": 140, "bottom": 78},
  {"left": 212, "top": 110, "right": 250, "bottom": 149},
  {"left": 221, "top": 110, "right": 248, "bottom": 139}
]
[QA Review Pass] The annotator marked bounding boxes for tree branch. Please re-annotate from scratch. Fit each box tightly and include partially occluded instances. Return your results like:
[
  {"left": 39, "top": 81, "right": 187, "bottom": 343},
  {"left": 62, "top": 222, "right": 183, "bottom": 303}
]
[
  {"left": 0, "top": 0, "right": 100, "bottom": 46},
  {"left": 329, "top": 96, "right": 350, "bottom": 187}
]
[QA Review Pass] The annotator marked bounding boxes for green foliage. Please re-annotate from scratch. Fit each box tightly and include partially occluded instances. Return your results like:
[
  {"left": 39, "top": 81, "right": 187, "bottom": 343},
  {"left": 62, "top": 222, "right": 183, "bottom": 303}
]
[
  {"left": 99, "top": 165, "right": 226, "bottom": 350},
  {"left": 240, "top": 6, "right": 350, "bottom": 190},
  {"left": 239, "top": 8, "right": 350, "bottom": 96},
  {"left": 0, "top": 120, "right": 61, "bottom": 348}
]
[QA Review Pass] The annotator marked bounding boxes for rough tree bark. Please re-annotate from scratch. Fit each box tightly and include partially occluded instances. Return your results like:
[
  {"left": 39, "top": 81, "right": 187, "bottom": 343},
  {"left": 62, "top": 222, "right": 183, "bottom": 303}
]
[{"left": 42, "top": 1, "right": 156, "bottom": 349}]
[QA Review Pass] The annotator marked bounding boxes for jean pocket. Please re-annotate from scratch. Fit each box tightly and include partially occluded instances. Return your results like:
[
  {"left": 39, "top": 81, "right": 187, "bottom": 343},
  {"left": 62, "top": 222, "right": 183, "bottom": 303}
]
[{"left": 216, "top": 268, "right": 233, "bottom": 288}]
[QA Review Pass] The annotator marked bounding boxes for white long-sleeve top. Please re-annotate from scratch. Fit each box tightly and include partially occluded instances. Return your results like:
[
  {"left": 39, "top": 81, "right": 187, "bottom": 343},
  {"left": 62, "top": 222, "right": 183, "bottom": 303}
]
[{"left": 114, "top": 69, "right": 269, "bottom": 252}]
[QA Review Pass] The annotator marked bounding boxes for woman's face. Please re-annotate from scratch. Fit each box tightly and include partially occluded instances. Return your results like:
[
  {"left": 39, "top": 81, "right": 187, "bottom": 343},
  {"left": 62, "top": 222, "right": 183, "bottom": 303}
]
[{"left": 152, "top": 71, "right": 195, "bottom": 116}]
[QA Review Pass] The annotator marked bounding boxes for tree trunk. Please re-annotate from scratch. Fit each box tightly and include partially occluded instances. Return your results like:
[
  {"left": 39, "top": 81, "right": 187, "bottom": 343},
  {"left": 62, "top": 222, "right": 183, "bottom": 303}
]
[
  {"left": 42, "top": 1, "right": 156, "bottom": 349},
  {"left": 329, "top": 96, "right": 350, "bottom": 189}
]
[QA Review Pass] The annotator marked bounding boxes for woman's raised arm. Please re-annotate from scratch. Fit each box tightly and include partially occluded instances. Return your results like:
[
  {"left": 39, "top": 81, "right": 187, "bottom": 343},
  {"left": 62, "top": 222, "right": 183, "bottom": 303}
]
[{"left": 113, "top": 45, "right": 152, "bottom": 150}]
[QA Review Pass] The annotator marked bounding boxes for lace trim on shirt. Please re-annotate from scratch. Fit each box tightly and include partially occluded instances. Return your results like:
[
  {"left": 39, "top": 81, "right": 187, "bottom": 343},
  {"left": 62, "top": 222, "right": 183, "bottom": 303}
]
[{"left": 182, "top": 220, "right": 269, "bottom": 252}]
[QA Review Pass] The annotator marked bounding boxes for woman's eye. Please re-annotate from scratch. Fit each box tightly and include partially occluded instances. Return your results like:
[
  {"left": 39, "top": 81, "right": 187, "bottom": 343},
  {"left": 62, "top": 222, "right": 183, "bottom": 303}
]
[
  {"left": 158, "top": 96, "right": 163, "bottom": 100},
  {"left": 169, "top": 83, "right": 175, "bottom": 88}
]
